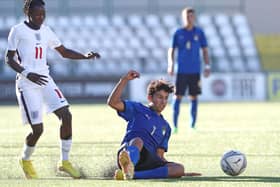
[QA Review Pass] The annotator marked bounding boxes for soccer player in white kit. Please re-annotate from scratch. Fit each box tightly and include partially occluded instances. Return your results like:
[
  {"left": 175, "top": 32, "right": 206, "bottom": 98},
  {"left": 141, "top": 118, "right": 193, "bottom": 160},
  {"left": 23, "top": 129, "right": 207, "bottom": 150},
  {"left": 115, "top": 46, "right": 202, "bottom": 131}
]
[{"left": 5, "top": 0, "right": 100, "bottom": 179}]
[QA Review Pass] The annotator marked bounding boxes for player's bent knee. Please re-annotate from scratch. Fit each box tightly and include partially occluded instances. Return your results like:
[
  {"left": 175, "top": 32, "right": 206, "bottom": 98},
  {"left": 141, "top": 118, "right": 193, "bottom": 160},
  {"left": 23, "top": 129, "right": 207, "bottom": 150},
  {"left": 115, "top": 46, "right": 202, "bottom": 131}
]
[
  {"left": 168, "top": 162, "right": 185, "bottom": 178},
  {"left": 32, "top": 125, "right": 44, "bottom": 137},
  {"left": 129, "top": 137, "right": 144, "bottom": 149},
  {"left": 55, "top": 107, "right": 72, "bottom": 121},
  {"left": 174, "top": 95, "right": 183, "bottom": 100},
  {"left": 131, "top": 137, "right": 143, "bottom": 145}
]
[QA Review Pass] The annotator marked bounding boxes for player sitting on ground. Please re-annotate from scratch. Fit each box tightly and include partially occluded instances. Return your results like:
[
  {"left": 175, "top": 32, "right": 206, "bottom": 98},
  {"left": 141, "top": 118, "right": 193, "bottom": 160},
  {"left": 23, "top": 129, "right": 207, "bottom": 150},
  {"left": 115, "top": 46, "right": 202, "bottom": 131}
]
[
  {"left": 5, "top": 0, "right": 100, "bottom": 179},
  {"left": 107, "top": 70, "right": 201, "bottom": 180}
]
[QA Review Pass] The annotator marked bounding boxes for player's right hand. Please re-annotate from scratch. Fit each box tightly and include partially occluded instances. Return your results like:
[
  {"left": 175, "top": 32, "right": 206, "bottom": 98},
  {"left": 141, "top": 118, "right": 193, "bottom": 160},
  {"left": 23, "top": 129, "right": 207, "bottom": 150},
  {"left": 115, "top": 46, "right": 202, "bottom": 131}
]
[
  {"left": 26, "top": 73, "right": 48, "bottom": 85},
  {"left": 85, "top": 51, "right": 101, "bottom": 59}
]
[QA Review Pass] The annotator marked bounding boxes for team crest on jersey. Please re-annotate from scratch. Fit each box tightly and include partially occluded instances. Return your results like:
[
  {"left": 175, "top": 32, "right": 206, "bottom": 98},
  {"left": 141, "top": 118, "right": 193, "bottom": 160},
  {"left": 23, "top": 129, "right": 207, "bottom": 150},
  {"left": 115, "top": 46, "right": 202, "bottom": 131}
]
[
  {"left": 186, "top": 41, "right": 191, "bottom": 49},
  {"left": 194, "top": 35, "right": 199, "bottom": 41},
  {"left": 31, "top": 111, "right": 38, "bottom": 119},
  {"left": 35, "top": 33, "right": 41, "bottom": 41}
]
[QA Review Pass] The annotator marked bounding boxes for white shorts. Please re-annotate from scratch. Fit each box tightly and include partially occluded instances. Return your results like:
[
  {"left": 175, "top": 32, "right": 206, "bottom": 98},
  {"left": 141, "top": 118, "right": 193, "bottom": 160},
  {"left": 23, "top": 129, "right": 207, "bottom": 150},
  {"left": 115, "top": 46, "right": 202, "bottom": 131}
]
[{"left": 16, "top": 76, "right": 69, "bottom": 125}]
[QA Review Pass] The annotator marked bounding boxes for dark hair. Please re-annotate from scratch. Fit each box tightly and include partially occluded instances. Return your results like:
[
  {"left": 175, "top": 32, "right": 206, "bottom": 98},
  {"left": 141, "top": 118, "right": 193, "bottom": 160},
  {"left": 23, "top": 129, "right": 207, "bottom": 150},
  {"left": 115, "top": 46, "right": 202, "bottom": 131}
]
[
  {"left": 23, "top": 0, "right": 45, "bottom": 15},
  {"left": 147, "top": 79, "right": 174, "bottom": 96},
  {"left": 182, "top": 7, "right": 195, "bottom": 14}
]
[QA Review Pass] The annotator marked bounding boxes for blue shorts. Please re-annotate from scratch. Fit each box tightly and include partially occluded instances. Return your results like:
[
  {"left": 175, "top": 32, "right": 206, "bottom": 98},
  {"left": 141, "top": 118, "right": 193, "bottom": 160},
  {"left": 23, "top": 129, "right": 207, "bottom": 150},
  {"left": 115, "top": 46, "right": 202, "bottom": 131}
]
[
  {"left": 117, "top": 143, "right": 168, "bottom": 171},
  {"left": 175, "top": 73, "right": 201, "bottom": 96}
]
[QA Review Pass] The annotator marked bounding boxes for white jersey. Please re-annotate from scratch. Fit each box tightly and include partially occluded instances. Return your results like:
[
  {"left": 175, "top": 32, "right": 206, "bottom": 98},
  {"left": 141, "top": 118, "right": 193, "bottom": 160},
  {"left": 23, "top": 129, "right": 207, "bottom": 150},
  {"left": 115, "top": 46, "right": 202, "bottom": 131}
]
[
  {"left": 7, "top": 22, "right": 69, "bottom": 125},
  {"left": 7, "top": 22, "right": 61, "bottom": 75}
]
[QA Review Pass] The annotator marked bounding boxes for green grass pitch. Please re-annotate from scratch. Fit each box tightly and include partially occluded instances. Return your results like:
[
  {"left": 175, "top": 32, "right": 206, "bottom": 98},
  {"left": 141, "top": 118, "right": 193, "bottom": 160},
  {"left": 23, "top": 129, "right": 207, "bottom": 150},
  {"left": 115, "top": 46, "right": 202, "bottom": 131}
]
[{"left": 0, "top": 102, "right": 280, "bottom": 187}]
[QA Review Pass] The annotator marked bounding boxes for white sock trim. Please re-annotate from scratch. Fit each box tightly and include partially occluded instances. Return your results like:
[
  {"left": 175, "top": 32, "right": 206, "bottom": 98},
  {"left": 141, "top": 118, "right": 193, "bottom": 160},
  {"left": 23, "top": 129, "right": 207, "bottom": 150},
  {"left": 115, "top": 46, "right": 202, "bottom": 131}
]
[
  {"left": 61, "top": 139, "right": 72, "bottom": 161},
  {"left": 22, "top": 144, "right": 35, "bottom": 160}
]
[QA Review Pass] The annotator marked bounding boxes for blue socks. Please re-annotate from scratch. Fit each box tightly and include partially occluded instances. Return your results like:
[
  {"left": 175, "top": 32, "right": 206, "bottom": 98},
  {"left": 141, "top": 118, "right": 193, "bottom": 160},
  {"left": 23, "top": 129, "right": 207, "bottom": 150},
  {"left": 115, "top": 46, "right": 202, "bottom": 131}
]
[
  {"left": 126, "top": 146, "right": 168, "bottom": 179},
  {"left": 190, "top": 99, "right": 198, "bottom": 128},
  {"left": 172, "top": 98, "right": 181, "bottom": 128},
  {"left": 134, "top": 166, "right": 168, "bottom": 179},
  {"left": 173, "top": 98, "right": 198, "bottom": 129},
  {"left": 126, "top": 145, "right": 140, "bottom": 165}
]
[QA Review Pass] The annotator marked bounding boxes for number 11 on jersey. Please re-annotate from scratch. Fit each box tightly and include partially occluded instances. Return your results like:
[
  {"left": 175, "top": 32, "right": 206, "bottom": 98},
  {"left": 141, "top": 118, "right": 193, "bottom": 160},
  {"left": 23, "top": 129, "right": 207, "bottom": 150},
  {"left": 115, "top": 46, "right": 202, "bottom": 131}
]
[{"left": 35, "top": 46, "right": 42, "bottom": 59}]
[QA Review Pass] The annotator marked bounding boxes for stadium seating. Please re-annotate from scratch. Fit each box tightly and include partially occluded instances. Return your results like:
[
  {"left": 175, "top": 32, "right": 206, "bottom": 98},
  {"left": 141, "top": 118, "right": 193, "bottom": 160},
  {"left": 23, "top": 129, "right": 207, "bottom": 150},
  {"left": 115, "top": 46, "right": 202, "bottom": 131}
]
[
  {"left": 162, "top": 14, "right": 179, "bottom": 28},
  {"left": 0, "top": 13, "right": 261, "bottom": 77}
]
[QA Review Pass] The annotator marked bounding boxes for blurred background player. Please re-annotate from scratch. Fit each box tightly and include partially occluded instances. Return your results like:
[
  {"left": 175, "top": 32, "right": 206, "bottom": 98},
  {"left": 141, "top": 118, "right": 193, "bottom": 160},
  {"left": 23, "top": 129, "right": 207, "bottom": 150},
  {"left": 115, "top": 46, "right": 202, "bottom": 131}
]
[
  {"left": 167, "top": 7, "right": 211, "bottom": 133},
  {"left": 108, "top": 70, "right": 200, "bottom": 180},
  {"left": 5, "top": 0, "right": 100, "bottom": 179}
]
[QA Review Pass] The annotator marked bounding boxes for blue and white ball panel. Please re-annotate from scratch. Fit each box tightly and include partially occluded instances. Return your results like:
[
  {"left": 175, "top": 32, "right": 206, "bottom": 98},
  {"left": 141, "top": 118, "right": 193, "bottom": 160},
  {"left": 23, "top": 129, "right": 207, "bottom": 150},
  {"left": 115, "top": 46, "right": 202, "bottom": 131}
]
[{"left": 221, "top": 150, "right": 247, "bottom": 176}]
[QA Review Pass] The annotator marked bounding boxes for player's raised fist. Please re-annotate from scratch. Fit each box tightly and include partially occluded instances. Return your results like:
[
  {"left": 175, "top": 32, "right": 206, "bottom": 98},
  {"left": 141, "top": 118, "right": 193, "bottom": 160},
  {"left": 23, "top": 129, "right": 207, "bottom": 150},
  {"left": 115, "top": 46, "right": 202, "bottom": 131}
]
[{"left": 124, "top": 70, "right": 140, "bottom": 80}]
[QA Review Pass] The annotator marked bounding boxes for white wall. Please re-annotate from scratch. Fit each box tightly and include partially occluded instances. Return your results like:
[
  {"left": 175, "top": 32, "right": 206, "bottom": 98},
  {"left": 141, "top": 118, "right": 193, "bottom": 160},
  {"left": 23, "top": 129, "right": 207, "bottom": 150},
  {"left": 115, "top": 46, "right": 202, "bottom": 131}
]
[{"left": 129, "top": 73, "right": 266, "bottom": 102}]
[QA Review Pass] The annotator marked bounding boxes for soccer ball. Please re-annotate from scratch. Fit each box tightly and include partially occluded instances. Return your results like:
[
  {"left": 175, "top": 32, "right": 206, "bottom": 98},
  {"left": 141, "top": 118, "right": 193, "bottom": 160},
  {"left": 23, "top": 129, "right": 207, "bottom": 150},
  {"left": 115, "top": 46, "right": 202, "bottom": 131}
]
[{"left": 220, "top": 150, "right": 247, "bottom": 176}]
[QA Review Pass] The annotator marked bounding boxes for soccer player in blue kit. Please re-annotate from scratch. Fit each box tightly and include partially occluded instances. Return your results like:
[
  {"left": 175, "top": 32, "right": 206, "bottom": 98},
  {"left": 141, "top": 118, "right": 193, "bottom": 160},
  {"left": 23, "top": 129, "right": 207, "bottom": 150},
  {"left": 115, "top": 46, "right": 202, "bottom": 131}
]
[
  {"left": 168, "top": 7, "right": 211, "bottom": 132},
  {"left": 107, "top": 70, "right": 200, "bottom": 180}
]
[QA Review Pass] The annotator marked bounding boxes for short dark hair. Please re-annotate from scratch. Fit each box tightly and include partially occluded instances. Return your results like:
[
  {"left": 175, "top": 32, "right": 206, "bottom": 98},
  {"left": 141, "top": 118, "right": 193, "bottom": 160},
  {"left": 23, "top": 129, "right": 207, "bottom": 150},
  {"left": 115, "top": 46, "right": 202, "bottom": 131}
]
[
  {"left": 23, "top": 0, "right": 45, "bottom": 15},
  {"left": 147, "top": 79, "right": 174, "bottom": 96},
  {"left": 183, "top": 7, "right": 195, "bottom": 14}
]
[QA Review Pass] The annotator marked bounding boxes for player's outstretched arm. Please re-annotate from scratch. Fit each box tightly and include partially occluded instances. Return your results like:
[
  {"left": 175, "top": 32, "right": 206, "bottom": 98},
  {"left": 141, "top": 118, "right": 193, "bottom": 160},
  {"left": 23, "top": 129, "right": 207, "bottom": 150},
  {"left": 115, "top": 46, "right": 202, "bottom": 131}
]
[
  {"left": 107, "top": 70, "right": 140, "bottom": 112},
  {"left": 55, "top": 45, "right": 100, "bottom": 60}
]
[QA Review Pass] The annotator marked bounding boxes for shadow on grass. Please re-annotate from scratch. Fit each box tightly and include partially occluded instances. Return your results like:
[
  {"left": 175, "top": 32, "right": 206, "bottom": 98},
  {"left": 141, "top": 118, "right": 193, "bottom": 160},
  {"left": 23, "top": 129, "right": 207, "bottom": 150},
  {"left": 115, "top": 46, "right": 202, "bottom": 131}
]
[
  {"left": 166, "top": 176, "right": 280, "bottom": 183},
  {"left": 80, "top": 176, "right": 280, "bottom": 183},
  {"left": 3, "top": 175, "right": 279, "bottom": 182}
]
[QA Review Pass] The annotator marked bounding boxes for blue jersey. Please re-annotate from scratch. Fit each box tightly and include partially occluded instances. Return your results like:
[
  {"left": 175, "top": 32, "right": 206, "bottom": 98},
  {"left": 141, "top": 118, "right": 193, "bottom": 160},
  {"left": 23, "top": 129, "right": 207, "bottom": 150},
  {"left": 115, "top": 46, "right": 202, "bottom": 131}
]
[
  {"left": 171, "top": 26, "right": 207, "bottom": 74},
  {"left": 118, "top": 100, "right": 171, "bottom": 154}
]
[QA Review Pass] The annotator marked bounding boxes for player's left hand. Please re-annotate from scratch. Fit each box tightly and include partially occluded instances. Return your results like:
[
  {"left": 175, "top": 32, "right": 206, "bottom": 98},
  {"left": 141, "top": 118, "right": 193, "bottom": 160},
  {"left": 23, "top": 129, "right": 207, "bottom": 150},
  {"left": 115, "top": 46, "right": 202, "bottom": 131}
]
[{"left": 85, "top": 51, "right": 101, "bottom": 59}]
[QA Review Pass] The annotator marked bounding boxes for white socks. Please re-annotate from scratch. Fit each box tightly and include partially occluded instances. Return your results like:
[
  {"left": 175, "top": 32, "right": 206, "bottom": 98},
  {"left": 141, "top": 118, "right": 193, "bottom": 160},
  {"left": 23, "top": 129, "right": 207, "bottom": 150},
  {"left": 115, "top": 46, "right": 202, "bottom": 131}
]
[
  {"left": 21, "top": 144, "right": 35, "bottom": 160},
  {"left": 21, "top": 140, "right": 72, "bottom": 161},
  {"left": 61, "top": 139, "right": 72, "bottom": 161}
]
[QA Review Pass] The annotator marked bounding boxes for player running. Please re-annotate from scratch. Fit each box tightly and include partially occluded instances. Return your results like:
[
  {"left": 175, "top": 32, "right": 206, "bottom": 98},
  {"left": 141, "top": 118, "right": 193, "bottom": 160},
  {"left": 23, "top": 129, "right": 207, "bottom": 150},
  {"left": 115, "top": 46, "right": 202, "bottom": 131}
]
[
  {"left": 107, "top": 70, "right": 201, "bottom": 180},
  {"left": 5, "top": 0, "right": 100, "bottom": 179}
]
